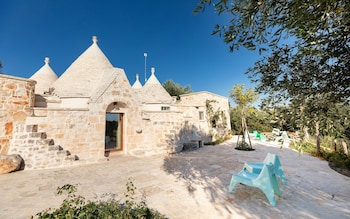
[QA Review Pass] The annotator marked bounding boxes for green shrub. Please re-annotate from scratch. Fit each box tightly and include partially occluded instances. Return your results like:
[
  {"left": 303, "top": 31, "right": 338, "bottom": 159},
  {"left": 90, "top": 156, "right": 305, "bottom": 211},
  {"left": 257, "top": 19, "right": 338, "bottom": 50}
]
[
  {"left": 235, "top": 141, "right": 255, "bottom": 151},
  {"left": 214, "top": 133, "right": 232, "bottom": 144},
  {"left": 33, "top": 178, "right": 166, "bottom": 219},
  {"left": 290, "top": 140, "right": 350, "bottom": 175},
  {"left": 320, "top": 136, "right": 334, "bottom": 150},
  {"left": 327, "top": 152, "right": 350, "bottom": 170}
]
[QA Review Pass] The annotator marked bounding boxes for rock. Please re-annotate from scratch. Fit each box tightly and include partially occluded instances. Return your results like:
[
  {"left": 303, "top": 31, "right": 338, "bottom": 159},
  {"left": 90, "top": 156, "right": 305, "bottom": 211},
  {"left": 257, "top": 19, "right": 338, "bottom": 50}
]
[{"left": 0, "top": 154, "right": 25, "bottom": 174}]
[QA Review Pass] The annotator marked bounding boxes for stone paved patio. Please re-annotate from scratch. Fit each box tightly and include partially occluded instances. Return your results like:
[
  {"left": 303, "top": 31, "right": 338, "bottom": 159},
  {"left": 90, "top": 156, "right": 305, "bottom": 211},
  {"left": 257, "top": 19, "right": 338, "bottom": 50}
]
[{"left": 1, "top": 137, "right": 350, "bottom": 219}]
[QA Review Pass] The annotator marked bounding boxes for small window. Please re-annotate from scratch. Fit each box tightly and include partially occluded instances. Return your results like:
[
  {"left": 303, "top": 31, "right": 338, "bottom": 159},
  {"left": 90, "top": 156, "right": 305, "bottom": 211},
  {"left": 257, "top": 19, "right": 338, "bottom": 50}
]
[
  {"left": 199, "top": 111, "right": 204, "bottom": 120},
  {"left": 211, "top": 120, "right": 217, "bottom": 128},
  {"left": 161, "top": 106, "right": 170, "bottom": 111}
]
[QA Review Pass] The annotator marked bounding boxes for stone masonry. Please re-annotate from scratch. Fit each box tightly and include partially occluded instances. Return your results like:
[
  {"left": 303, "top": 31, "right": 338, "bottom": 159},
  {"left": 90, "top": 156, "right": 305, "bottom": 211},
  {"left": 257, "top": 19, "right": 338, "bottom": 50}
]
[
  {"left": 0, "top": 75, "right": 35, "bottom": 155},
  {"left": 1, "top": 36, "right": 231, "bottom": 170},
  {"left": 8, "top": 124, "right": 78, "bottom": 169}
]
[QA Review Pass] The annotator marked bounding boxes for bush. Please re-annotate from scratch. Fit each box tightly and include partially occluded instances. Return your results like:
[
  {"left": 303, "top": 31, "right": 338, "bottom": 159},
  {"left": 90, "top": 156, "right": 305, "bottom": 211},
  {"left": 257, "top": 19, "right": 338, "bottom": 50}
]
[
  {"left": 235, "top": 141, "right": 255, "bottom": 151},
  {"left": 33, "top": 178, "right": 166, "bottom": 219},
  {"left": 327, "top": 152, "right": 350, "bottom": 170},
  {"left": 290, "top": 140, "right": 350, "bottom": 176}
]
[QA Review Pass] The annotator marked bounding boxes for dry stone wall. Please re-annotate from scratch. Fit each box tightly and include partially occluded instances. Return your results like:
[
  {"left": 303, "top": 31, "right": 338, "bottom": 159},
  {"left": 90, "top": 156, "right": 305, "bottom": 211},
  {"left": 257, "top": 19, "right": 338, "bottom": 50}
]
[
  {"left": 0, "top": 75, "right": 80, "bottom": 170},
  {"left": 0, "top": 75, "right": 35, "bottom": 155},
  {"left": 128, "top": 110, "right": 184, "bottom": 156},
  {"left": 35, "top": 108, "right": 106, "bottom": 162},
  {"left": 8, "top": 124, "right": 78, "bottom": 169}
]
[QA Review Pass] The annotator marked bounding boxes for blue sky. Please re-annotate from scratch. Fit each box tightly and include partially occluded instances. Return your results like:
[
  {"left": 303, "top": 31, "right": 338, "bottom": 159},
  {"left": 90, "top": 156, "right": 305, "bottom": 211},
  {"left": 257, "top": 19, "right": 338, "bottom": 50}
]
[{"left": 1, "top": 0, "right": 261, "bottom": 103}]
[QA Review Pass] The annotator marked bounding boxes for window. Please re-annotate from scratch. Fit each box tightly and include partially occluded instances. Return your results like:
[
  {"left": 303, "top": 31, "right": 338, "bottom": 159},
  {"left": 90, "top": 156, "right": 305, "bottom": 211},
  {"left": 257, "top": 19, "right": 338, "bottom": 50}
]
[
  {"left": 199, "top": 111, "right": 204, "bottom": 120},
  {"left": 161, "top": 106, "right": 170, "bottom": 111},
  {"left": 211, "top": 119, "right": 217, "bottom": 128}
]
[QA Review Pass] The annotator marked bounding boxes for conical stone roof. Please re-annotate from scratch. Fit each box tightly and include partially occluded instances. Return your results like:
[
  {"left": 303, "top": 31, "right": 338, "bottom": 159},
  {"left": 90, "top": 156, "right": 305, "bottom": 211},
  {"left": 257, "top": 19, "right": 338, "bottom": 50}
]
[
  {"left": 131, "top": 74, "right": 143, "bottom": 89},
  {"left": 141, "top": 67, "right": 172, "bottom": 103},
  {"left": 53, "top": 36, "right": 114, "bottom": 97},
  {"left": 30, "top": 57, "right": 58, "bottom": 95}
]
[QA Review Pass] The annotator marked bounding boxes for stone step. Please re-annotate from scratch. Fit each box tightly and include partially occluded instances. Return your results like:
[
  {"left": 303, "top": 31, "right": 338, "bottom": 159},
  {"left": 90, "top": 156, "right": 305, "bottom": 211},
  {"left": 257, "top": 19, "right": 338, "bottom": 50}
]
[
  {"left": 36, "top": 139, "right": 54, "bottom": 146},
  {"left": 65, "top": 155, "right": 79, "bottom": 161},
  {"left": 57, "top": 150, "right": 70, "bottom": 156},
  {"left": 14, "top": 123, "right": 81, "bottom": 170},
  {"left": 61, "top": 157, "right": 85, "bottom": 167},
  {"left": 47, "top": 145, "right": 63, "bottom": 151},
  {"left": 26, "top": 124, "right": 38, "bottom": 133},
  {"left": 29, "top": 132, "right": 47, "bottom": 139}
]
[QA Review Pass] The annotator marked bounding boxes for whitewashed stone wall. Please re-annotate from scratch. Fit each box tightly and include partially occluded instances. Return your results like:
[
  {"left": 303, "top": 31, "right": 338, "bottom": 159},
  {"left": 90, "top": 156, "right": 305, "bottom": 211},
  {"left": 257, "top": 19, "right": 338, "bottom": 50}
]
[
  {"left": 177, "top": 91, "right": 231, "bottom": 139},
  {"left": 129, "top": 110, "right": 184, "bottom": 156}
]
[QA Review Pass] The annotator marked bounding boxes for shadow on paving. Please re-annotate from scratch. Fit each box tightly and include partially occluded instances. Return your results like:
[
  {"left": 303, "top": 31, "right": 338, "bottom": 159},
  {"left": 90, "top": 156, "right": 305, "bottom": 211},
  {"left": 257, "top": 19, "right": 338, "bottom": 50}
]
[{"left": 162, "top": 137, "right": 350, "bottom": 218}]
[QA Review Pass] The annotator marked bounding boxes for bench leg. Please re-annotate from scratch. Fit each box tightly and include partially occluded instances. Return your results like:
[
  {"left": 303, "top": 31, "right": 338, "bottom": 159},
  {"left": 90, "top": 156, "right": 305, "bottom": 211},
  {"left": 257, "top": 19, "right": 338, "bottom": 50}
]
[
  {"left": 272, "top": 174, "right": 281, "bottom": 197},
  {"left": 228, "top": 176, "right": 238, "bottom": 193},
  {"left": 259, "top": 185, "right": 277, "bottom": 206},
  {"left": 277, "top": 171, "right": 287, "bottom": 185}
]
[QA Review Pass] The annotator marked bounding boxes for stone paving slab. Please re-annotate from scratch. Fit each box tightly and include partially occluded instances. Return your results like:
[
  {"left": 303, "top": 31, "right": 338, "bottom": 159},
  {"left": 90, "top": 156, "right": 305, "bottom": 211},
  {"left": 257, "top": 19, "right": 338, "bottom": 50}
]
[{"left": 1, "top": 137, "right": 350, "bottom": 219}]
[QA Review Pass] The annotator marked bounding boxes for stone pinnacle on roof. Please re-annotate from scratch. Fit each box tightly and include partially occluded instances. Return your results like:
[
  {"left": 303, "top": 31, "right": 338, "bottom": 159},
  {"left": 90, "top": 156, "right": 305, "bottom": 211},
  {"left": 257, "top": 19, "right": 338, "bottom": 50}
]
[
  {"left": 30, "top": 57, "right": 58, "bottom": 95},
  {"left": 145, "top": 67, "right": 160, "bottom": 85},
  {"left": 132, "top": 73, "right": 143, "bottom": 89},
  {"left": 44, "top": 57, "right": 50, "bottom": 64},
  {"left": 92, "top": 36, "right": 98, "bottom": 43}
]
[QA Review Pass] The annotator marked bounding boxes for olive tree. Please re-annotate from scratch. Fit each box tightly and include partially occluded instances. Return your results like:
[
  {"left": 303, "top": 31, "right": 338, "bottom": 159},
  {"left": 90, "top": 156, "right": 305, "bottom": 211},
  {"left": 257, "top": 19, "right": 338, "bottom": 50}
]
[
  {"left": 162, "top": 80, "right": 192, "bottom": 100},
  {"left": 195, "top": 0, "right": 350, "bottom": 154},
  {"left": 230, "top": 84, "right": 258, "bottom": 150}
]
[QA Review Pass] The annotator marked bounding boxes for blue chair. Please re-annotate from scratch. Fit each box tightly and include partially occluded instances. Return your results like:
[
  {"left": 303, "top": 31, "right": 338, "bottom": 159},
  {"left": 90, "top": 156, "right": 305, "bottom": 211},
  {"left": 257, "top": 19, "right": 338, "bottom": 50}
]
[
  {"left": 228, "top": 163, "right": 281, "bottom": 206},
  {"left": 243, "top": 153, "right": 287, "bottom": 185}
]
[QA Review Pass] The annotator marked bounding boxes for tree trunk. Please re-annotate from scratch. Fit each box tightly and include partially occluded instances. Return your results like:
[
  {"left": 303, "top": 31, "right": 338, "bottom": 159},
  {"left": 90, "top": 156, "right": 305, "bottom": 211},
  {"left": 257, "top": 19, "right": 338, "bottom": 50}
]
[
  {"left": 315, "top": 121, "right": 320, "bottom": 155},
  {"left": 333, "top": 139, "right": 337, "bottom": 152},
  {"left": 237, "top": 108, "right": 252, "bottom": 149},
  {"left": 341, "top": 139, "right": 349, "bottom": 155},
  {"left": 303, "top": 126, "right": 310, "bottom": 142},
  {"left": 241, "top": 113, "right": 245, "bottom": 144}
]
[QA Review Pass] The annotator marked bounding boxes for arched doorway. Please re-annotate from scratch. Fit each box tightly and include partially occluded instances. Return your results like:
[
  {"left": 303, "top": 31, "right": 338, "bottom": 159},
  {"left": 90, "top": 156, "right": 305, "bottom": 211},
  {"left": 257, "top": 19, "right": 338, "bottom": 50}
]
[
  {"left": 105, "top": 102, "right": 125, "bottom": 156},
  {"left": 105, "top": 113, "right": 123, "bottom": 151}
]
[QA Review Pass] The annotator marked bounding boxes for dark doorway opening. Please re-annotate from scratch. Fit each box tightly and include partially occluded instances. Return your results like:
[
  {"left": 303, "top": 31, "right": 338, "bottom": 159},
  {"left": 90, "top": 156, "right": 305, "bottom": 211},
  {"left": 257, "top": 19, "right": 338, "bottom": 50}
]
[{"left": 105, "top": 113, "right": 123, "bottom": 152}]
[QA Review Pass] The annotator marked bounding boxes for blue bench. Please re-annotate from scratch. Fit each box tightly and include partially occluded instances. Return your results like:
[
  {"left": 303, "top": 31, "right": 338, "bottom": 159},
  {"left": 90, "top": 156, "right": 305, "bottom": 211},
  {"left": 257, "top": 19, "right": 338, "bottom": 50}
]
[
  {"left": 252, "top": 130, "right": 266, "bottom": 141},
  {"left": 228, "top": 163, "right": 281, "bottom": 206},
  {"left": 244, "top": 153, "right": 287, "bottom": 185}
]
